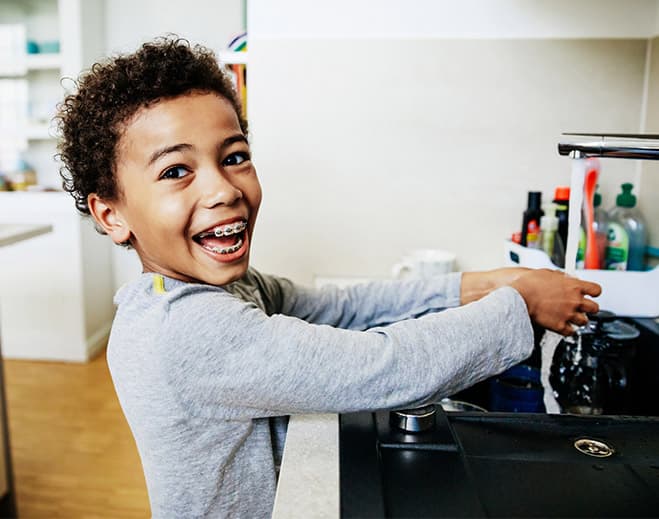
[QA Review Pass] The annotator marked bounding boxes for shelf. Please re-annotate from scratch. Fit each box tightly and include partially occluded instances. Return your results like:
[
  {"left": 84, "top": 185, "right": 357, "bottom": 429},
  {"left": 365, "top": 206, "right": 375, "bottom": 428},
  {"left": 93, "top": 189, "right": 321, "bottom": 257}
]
[
  {"left": 1, "top": 54, "right": 62, "bottom": 76},
  {"left": 26, "top": 123, "right": 56, "bottom": 141},
  {"left": 504, "top": 240, "right": 659, "bottom": 317},
  {"left": 0, "top": 191, "right": 69, "bottom": 206},
  {"left": 26, "top": 53, "right": 61, "bottom": 71},
  {"left": 219, "top": 51, "right": 248, "bottom": 65},
  {"left": 0, "top": 223, "right": 52, "bottom": 247}
]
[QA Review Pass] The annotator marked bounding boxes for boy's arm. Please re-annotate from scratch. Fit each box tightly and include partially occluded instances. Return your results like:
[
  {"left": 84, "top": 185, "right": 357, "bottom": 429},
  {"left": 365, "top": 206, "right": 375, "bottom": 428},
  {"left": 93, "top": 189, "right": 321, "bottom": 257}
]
[
  {"left": 255, "top": 270, "right": 463, "bottom": 330},
  {"left": 160, "top": 283, "right": 533, "bottom": 420},
  {"left": 256, "top": 268, "right": 531, "bottom": 330}
]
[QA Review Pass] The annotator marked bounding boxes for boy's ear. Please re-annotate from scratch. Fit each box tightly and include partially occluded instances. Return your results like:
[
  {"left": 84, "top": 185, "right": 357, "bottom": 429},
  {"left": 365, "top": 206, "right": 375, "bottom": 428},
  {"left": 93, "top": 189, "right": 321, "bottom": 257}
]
[{"left": 87, "top": 193, "right": 131, "bottom": 244}]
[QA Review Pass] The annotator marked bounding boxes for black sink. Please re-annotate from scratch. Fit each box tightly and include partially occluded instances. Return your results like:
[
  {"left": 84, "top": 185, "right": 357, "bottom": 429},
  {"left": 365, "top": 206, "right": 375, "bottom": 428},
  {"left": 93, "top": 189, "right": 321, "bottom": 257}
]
[
  {"left": 340, "top": 317, "right": 659, "bottom": 517},
  {"left": 340, "top": 407, "right": 659, "bottom": 518}
]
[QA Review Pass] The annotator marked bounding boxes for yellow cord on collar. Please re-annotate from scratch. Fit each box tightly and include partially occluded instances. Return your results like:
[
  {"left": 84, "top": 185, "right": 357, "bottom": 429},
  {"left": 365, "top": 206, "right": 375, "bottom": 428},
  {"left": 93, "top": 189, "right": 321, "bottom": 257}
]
[{"left": 153, "top": 274, "right": 166, "bottom": 294}]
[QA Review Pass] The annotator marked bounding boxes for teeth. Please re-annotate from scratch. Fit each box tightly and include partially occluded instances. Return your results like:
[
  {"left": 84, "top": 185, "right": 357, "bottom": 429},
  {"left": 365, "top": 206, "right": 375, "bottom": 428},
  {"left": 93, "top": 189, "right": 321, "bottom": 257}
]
[
  {"left": 210, "top": 237, "right": 244, "bottom": 255},
  {"left": 213, "top": 220, "right": 247, "bottom": 237}
]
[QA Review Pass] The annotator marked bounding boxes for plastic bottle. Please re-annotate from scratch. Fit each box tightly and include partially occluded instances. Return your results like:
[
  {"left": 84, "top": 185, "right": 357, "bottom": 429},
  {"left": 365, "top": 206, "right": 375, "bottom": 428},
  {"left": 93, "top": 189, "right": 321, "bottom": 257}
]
[
  {"left": 540, "top": 213, "right": 557, "bottom": 257},
  {"left": 526, "top": 219, "right": 542, "bottom": 249},
  {"left": 540, "top": 207, "right": 565, "bottom": 267},
  {"left": 0, "top": 152, "right": 37, "bottom": 191},
  {"left": 520, "top": 191, "right": 544, "bottom": 247},
  {"left": 606, "top": 183, "right": 647, "bottom": 271},
  {"left": 576, "top": 227, "right": 586, "bottom": 269},
  {"left": 553, "top": 186, "right": 570, "bottom": 259},
  {"left": 591, "top": 187, "right": 609, "bottom": 270}
]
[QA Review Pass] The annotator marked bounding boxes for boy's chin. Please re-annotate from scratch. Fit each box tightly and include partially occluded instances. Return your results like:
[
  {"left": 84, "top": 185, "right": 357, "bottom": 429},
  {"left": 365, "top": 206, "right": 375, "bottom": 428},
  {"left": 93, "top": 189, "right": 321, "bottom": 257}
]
[
  {"left": 201, "top": 260, "right": 250, "bottom": 286},
  {"left": 142, "top": 258, "right": 250, "bottom": 286}
]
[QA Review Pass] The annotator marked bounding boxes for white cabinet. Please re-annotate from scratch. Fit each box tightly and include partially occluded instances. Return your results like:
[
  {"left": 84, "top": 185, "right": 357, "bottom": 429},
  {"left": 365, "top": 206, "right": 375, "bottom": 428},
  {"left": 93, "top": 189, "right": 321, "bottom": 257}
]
[
  {"left": 0, "top": 193, "right": 115, "bottom": 361},
  {"left": 0, "top": 0, "right": 113, "bottom": 362}
]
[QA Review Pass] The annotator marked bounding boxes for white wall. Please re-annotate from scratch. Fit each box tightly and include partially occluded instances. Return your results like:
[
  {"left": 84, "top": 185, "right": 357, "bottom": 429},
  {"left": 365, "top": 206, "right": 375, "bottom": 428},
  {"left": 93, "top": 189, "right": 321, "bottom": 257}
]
[
  {"left": 246, "top": 0, "right": 656, "bottom": 285},
  {"left": 250, "top": 0, "right": 659, "bottom": 39},
  {"left": 248, "top": 38, "right": 646, "bottom": 283},
  {"left": 104, "top": 0, "right": 243, "bottom": 54},
  {"left": 104, "top": 0, "right": 659, "bottom": 289},
  {"left": 640, "top": 37, "right": 659, "bottom": 267}
]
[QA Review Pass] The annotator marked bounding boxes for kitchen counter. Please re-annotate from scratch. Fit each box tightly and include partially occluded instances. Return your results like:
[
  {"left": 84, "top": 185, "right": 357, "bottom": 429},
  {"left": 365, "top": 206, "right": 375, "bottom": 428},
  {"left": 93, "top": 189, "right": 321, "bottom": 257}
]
[
  {"left": 272, "top": 414, "right": 339, "bottom": 519},
  {"left": 0, "top": 224, "right": 52, "bottom": 247},
  {"left": 272, "top": 278, "right": 377, "bottom": 519},
  {"left": 0, "top": 222, "right": 52, "bottom": 517},
  {"left": 268, "top": 324, "right": 659, "bottom": 518}
]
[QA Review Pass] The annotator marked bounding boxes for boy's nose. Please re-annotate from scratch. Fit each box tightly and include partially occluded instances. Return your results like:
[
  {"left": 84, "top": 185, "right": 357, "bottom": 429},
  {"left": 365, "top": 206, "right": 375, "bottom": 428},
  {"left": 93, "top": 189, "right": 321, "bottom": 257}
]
[{"left": 199, "top": 169, "right": 243, "bottom": 208}]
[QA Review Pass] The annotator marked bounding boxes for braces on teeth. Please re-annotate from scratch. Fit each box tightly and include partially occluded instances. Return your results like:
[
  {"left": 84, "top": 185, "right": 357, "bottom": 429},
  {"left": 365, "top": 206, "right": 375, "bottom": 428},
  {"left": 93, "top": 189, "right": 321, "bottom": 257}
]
[
  {"left": 210, "top": 237, "right": 244, "bottom": 254},
  {"left": 214, "top": 221, "right": 247, "bottom": 237},
  {"left": 196, "top": 221, "right": 246, "bottom": 254}
]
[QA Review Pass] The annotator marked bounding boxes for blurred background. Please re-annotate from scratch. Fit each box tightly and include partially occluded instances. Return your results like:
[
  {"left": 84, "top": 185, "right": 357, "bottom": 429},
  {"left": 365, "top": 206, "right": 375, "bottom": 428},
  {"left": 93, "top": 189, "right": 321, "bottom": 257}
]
[{"left": 1, "top": 0, "right": 658, "bottom": 516}]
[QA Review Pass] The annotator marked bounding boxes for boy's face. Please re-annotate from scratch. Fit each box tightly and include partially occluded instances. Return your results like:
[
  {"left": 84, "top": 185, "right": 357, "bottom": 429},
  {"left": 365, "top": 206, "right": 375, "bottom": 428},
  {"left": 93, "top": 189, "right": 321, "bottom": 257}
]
[{"left": 94, "top": 92, "right": 261, "bottom": 286}]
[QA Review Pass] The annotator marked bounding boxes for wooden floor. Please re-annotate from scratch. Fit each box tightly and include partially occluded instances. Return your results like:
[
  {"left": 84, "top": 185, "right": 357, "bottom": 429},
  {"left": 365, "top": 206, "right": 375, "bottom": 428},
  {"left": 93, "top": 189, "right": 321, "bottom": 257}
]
[{"left": 3, "top": 352, "right": 150, "bottom": 518}]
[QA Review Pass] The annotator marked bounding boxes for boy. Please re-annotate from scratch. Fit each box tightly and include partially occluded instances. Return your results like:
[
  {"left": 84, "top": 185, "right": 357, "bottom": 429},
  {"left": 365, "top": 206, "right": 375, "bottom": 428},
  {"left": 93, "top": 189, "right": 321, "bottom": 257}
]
[{"left": 57, "top": 37, "right": 600, "bottom": 518}]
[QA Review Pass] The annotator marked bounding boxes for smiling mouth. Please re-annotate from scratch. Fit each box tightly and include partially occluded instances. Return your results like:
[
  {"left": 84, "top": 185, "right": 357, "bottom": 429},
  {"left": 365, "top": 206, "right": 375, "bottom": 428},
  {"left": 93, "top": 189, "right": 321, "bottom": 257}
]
[{"left": 193, "top": 220, "right": 247, "bottom": 255}]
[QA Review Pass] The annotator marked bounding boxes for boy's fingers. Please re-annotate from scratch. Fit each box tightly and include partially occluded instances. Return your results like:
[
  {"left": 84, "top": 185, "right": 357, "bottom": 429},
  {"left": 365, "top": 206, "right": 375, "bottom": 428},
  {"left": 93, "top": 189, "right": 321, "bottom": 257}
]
[
  {"left": 580, "top": 280, "right": 602, "bottom": 297},
  {"left": 579, "top": 299, "right": 600, "bottom": 315},
  {"left": 570, "top": 312, "right": 589, "bottom": 327},
  {"left": 558, "top": 322, "right": 577, "bottom": 336}
]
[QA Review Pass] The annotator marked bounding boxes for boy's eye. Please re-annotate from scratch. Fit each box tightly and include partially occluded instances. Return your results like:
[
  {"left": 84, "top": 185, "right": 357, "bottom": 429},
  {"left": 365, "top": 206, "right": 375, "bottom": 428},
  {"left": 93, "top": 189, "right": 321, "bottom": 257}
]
[
  {"left": 160, "top": 166, "right": 189, "bottom": 180},
  {"left": 223, "top": 152, "right": 250, "bottom": 167}
]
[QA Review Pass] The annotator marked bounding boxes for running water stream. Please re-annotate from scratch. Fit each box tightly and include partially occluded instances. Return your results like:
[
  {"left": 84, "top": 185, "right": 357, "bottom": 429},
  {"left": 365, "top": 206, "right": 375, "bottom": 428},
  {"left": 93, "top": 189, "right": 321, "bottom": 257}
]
[
  {"left": 564, "top": 157, "right": 587, "bottom": 275},
  {"left": 541, "top": 155, "right": 587, "bottom": 413}
]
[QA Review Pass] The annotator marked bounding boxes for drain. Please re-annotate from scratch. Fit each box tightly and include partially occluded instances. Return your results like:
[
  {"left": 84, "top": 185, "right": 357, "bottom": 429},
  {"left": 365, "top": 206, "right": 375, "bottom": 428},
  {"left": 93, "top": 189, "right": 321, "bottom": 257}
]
[{"left": 574, "top": 438, "right": 615, "bottom": 458}]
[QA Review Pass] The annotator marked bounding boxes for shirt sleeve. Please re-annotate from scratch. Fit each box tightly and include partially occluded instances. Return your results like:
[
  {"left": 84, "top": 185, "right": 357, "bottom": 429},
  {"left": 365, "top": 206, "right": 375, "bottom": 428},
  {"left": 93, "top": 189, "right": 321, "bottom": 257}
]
[
  {"left": 248, "top": 269, "right": 463, "bottom": 330},
  {"left": 159, "top": 283, "right": 533, "bottom": 421}
]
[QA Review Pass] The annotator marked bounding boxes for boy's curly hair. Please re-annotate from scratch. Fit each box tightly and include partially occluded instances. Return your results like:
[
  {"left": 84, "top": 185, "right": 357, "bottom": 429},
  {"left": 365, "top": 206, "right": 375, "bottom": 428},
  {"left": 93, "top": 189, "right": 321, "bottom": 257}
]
[{"left": 56, "top": 36, "right": 247, "bottom": 216}]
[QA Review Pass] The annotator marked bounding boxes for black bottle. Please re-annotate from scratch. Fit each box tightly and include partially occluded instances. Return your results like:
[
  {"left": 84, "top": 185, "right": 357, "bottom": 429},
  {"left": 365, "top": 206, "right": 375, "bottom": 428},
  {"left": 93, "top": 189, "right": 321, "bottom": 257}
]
[
  {"left": 520, "top": 191, "right": 544, "bottom": 247},
  {"left": 552, "top": 186, "right": 570, "bottom": 255}
]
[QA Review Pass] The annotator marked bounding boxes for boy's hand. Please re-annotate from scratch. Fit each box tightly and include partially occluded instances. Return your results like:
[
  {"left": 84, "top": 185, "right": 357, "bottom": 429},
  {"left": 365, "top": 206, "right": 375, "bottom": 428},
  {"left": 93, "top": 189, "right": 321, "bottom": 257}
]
[{"left": 510, "top": 269, "right": 602, "bottom": 335}]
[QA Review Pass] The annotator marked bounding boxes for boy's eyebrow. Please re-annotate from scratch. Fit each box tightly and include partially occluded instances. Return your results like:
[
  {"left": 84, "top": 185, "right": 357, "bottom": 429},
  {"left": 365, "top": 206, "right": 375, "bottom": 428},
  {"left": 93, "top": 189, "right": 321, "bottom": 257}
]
[
  {"left": 146, "top": 135, "right": 248, "bottom": 166},
  {"left": 220, "top": 134, "right": 249, "bottom": 149},
  {"left": 147, "top": 143, "right": 193, "bottom": 166}
]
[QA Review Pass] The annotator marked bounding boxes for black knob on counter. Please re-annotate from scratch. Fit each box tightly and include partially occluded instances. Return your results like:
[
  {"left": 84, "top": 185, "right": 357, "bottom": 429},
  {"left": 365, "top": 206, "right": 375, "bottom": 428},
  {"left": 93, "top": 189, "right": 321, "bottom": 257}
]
[
  {"left": 586, "top": 310, "right": 616, "bottom": 334},
  {"left": 587, "top": 310, "right": 616, "bottom": 323},
  {"left": 390, "top": 405, "right": 436, "bottom": 433}
]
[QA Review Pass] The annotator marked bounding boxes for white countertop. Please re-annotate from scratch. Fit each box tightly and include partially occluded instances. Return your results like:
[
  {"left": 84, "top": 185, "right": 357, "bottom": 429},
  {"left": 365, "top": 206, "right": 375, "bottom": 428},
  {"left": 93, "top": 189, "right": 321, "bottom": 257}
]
[
  {"left": 0, "top": 223, "right": 53, "bottom": 498},
  {"left": 0, "top": 224, "right": 52, "bottom": 247},
  {"left": 272, "top": 414, "right": 340, "bottom": 519}
]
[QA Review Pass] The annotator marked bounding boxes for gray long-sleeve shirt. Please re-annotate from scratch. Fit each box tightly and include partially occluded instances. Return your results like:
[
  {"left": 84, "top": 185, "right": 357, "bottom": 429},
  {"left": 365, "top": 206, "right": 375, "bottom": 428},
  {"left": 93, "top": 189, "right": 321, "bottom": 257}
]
[{"left": 107, "top": 268, "right": 533, "bottom": 518}]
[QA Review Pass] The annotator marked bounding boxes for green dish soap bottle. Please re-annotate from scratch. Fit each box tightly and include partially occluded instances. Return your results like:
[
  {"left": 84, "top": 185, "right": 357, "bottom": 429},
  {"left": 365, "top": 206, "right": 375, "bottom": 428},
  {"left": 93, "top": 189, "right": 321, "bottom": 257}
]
[
  {"left": 592, "top": 186, "right": 609, "bottom": 270},
  {"left": 606, "top": 183, "right": 647, "bottom": 271}
]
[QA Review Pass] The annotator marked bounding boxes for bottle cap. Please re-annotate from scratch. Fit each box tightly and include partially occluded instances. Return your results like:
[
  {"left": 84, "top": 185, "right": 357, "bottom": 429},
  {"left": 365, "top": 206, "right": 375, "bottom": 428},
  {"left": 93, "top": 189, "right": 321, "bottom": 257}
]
[
  {"left": 616, "top": 183, "right": 636, "bottom": 208},
  {"left": 594, "top": 185, "right": 602, "bottom": 208},
  {"left": 527, "top": 191, "right": 542, "bottom": 210},
  {"left": 543, "top": 203, "right": 559, "bottom": 217},
  {"left": 540, "top": 215, "right": 558, "bottom": 231},
  {"left": 553, "top": 186, "right": 570, "bottom": 202}
]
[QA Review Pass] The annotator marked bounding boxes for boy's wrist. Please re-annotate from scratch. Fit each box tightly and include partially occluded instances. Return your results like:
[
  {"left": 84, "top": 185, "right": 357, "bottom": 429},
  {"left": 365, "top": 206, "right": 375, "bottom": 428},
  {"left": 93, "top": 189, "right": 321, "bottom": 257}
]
[
  {"left": 460, "top": 267, "right": 530, "bottom": 305},
  {"left": 460, "top": 271, "right": 495, "bottom": 305}
]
